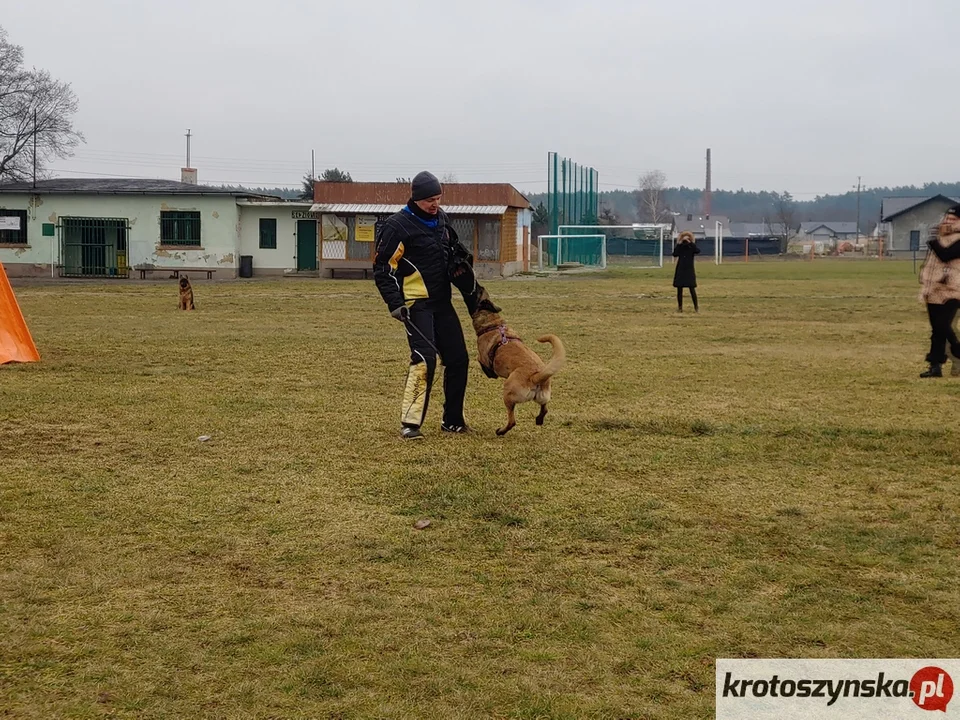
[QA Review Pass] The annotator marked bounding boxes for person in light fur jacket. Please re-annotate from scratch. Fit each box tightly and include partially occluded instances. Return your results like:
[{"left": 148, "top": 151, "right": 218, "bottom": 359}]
[{"left": 918, "top": 204, "right": 960, "bottom": 378}]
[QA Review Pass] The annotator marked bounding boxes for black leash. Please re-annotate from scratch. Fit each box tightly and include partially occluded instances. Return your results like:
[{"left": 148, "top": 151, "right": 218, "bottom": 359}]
[{"left": 404, "top": 317, "right": 441, "bottom": 356}]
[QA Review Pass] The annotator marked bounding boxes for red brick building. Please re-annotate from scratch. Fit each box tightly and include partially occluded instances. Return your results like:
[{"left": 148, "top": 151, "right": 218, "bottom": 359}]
[{"left": 310, "top": 182, "right": 533, "bottom": 278}]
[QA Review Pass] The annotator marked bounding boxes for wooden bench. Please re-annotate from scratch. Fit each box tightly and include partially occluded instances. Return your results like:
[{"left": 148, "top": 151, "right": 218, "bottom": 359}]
[
  {"left": 329, "top": 267, "right": 372, "bottom": 279},
  {"left": 136, "top": 267, "right": 217, "bottom": 280}
]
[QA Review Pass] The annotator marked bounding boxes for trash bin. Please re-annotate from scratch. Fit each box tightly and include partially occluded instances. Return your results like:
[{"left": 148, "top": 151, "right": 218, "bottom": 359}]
[{"left": 239, "top": 255, "right": 253, "bottom": 278}]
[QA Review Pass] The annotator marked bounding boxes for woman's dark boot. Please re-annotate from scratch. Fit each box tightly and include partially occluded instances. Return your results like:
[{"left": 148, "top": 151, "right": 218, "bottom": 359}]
[{"left": 921, "top": 363, "right": 943, "bottom": 378}]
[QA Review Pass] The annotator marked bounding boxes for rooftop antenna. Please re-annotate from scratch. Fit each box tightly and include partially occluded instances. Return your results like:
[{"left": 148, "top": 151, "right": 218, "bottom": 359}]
[{"left": 180, "top": 129, "right": 198, "bottom": 184}]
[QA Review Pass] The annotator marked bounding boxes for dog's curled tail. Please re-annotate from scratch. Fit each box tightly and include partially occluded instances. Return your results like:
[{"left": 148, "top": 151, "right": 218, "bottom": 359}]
[{"left": 531, "top": 335, "right": 565, "bottom": 385}]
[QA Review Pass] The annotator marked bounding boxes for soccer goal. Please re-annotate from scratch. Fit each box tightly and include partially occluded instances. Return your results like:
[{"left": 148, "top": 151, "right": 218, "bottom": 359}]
[
  {"left": 536, "top": 234, "right": 606, "bottom": 271},
  {"left": 559, "top": 224, "right": 668, "bottom": 269}
]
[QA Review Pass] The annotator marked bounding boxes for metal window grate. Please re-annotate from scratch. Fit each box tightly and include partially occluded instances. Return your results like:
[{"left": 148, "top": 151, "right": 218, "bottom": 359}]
[
  {"left": 161, "top": 211, "right": 201, "bottom": 246},
  {"left": 59, "top": 217, "right": 130, "bottom": 278},
  {"left": 478, "top": 218, "right": 501, "bottom": 262}
]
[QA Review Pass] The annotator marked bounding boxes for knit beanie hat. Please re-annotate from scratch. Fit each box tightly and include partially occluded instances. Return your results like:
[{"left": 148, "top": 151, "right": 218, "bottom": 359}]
[{"left": 411, "top": 171, "right": 442, "bottom": 202}]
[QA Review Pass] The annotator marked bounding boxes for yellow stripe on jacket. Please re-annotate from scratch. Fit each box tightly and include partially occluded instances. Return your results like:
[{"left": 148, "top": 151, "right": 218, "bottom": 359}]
[
  {"left": 403, "top": 272, "right": 429, "bottom": 303},
  {"left": 389, "top": 242, "right": 404, "bottom": 271},
  {"left": 388, "top": 241, "right": 430, "bottom": 305}
]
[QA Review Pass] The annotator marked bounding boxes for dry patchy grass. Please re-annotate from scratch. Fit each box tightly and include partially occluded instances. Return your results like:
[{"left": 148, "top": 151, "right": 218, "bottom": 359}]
[{"left": 1, "top": 261, "right": 958, "bottom": 719}]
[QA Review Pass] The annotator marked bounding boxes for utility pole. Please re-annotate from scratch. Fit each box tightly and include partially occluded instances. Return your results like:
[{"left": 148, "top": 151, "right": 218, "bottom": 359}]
[
  {"left": 32, "top": 108, "right": 38, "bottom": 189},
  {"left": 856, "top": 176, "right": 861, "bottom": 243},
  {"left": 311, "top": 149, "right": 315, "bottom": 181}
]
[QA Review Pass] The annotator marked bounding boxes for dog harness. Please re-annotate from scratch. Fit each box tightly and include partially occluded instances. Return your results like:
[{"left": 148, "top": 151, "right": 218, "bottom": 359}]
[{"left": 479, "top": 324, "right": 520, "bottom": 375}]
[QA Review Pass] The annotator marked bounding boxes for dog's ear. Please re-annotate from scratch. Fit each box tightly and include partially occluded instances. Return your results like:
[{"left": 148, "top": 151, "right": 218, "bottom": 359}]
[{"left": 479, "top": 298, "right": 501, "bottom": 314}]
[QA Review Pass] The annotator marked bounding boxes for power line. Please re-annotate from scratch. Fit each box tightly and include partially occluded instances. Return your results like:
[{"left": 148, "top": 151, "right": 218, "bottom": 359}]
[
  {"left": 44, "top": 169, "right": 845, "bottom": 197},
  {"left": 67, "top": 149, "right": 545, "bottom": 172},
  {"left": 46, "top": 167, "right": 550, "bottom": 189}
]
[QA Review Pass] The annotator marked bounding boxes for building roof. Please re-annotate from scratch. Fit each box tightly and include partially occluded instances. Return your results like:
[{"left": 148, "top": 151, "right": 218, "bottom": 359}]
[
  {"left": 674, "top": 214, "right": 730, "bottom": 239},
  {"left": 236, "top": 199, "right": 313, "bottom": 207},
  {"left": 728, "top": 222, "right": 778, "bottom": 237},
  {"left": 310, "top": 203, "right": 507, "bottom": 215},
  {"left": 798, "top": 221, "right": 859, "bottom": 234},
  {"left": 881, "top": 195, "right": 960, "bottom": 222},
  {"left": 313, "top": 182, "right": 531, "bottom": 209},
  {"left": 0, "top": 178, "right": 278, "bottom": 198}
]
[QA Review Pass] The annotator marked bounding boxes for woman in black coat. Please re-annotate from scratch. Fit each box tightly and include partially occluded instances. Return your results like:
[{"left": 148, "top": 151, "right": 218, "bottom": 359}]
[{"left": 672, "top": 231, "right": 700, "bottom": 313}]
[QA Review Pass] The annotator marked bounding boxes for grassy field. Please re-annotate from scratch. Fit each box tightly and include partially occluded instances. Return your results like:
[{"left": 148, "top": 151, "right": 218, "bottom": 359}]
[{"left": 2, "top": 260, "right": 959, "bottom": 719}]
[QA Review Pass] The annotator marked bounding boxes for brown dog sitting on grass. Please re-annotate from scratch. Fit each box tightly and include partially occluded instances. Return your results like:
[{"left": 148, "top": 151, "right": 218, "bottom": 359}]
[
  {"left": 178, "top": 275, "right": 195, "bottom": 310},
  {"left": 471, "top": 288, "right": 565, "bottom": 436}
]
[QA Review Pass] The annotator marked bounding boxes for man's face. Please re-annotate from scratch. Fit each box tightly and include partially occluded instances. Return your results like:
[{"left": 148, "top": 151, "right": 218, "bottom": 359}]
[
  {"left": 944, "top": 212, "right": 960, "bottom": 233},
  {"left": 415, "top": 194, "right": 441, "bottom": 215}
]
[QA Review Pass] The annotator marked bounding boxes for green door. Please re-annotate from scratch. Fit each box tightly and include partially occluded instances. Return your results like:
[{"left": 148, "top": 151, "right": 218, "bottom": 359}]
[
  {"left": 60, "top": 217, "right": 130, "bottom": 278},
  {"left": 297, "top": 220, "right": 318, "bottom": 271}
]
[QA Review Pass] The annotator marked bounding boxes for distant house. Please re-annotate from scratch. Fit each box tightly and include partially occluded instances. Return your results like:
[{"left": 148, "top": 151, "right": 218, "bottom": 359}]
[
  {"left": 796, "top": 222, "right": 859, "bottom": 244},
  {"left": 880, "top": 195, "right": 960, "bottom": 254},
  {"left": 673, "top": 213, "right": 731, "bottom": 240},
  {"left": 729, "top": 222, "right": 778, "bottom": 238}
]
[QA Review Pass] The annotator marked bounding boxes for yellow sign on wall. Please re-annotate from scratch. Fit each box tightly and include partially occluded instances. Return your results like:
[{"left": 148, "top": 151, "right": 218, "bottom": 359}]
[{"left": 356, "top": 216, "right": 377, "bottom": 242}]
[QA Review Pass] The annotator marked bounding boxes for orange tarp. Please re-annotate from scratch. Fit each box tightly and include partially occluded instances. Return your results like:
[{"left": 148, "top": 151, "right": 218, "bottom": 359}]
[{"left": 0, "top": 262, "right": 40, "bottom": 364}]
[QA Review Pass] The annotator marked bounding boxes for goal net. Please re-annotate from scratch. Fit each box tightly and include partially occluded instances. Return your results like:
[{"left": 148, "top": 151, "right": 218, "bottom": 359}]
[
  {"left": 560, "top": 224, "right": 667, "bottom": 268},
  {"left": 536, "top": 234, "right": 606, "bottom": 270}
]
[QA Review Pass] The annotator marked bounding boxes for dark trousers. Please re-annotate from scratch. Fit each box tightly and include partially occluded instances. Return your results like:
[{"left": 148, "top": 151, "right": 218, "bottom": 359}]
[
  {"left": 677, "top": 287, "right": 698, "bottom": 311},
  {"left": 400, "top": 300, "right": 469, "bottom": 429},
  {"left": 926, "top": 300, "right": 960, "bottom": 364}
]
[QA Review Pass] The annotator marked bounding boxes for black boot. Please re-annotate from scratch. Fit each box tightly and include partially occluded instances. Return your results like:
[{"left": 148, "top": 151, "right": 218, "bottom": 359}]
[{"left": 921, "top": 363, "right": 943, "bottom": 378}]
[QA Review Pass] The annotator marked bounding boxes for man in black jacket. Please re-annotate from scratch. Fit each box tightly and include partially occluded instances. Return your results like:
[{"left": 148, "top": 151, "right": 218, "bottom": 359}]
[{"left": 373, "top": 171, "right": 494, "bottom": 439}]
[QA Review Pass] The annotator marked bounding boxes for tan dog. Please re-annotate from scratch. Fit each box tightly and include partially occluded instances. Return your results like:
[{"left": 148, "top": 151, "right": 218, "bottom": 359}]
[
  {"left": 178, "top": 275, "right": 195, "bottom": 310},
  {"left": 471, "top": 288, "right": 565, "bottom": 436}
]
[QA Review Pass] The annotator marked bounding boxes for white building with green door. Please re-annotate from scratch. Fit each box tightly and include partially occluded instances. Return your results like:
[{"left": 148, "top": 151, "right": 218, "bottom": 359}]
[
  {"left": 0, "top": 178, "right": 279, "bottom": 279},
  {"left": 0, "top": 177, "right": 524, "bottom": 279}
]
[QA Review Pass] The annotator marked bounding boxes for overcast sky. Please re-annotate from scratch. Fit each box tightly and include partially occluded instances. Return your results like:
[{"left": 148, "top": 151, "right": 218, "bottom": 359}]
[{"left": 3, "top": 0, "right": 956, "bottom": 196}]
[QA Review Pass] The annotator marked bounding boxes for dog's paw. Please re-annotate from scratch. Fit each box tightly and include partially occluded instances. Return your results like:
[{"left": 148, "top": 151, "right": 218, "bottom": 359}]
[
  {"left": 535, "top": 417, "right": 545, "bottom": 426},
  {"left": 496, "top": 427, "right": 509, "bottom": 437}
]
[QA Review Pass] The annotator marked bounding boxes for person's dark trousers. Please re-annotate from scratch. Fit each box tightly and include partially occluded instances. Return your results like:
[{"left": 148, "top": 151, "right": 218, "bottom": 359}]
[
  {"left": 677, "top": 288, "right": 699, "bottom": 312},
  {"left": 926, "top": 300, "right": 960, "bottom": 364},
  {"left": 400, "top": 299, "right": 469, "bottom": 430}
]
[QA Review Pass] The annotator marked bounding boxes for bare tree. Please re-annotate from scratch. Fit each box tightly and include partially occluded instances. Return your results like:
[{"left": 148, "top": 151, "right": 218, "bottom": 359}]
[
  {"left": 440, "top": 172, "right": 458, "bottom": 183},
  {"left": 772, "top": 191, "right": 796, "bottom": 253},
  {"left": 0, "top": 27, "right": 84, "bottom": 181},
  {"left": 637, "top": 170, "right": 668, "bottom": 223}
]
